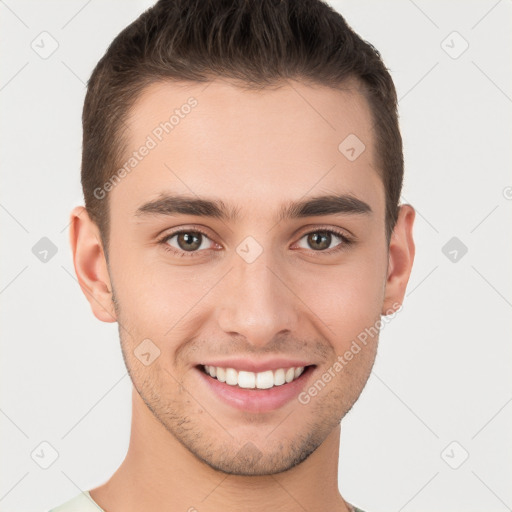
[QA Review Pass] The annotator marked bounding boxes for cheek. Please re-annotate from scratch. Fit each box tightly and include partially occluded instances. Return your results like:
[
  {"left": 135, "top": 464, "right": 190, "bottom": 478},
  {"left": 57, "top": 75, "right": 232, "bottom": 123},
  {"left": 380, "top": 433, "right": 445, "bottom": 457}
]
[
  {"left": 110, "top": 254, "right": 217, "bottom": 350},
  {"left": 294, "top": 255, "right": 387, "bottom": 344}
]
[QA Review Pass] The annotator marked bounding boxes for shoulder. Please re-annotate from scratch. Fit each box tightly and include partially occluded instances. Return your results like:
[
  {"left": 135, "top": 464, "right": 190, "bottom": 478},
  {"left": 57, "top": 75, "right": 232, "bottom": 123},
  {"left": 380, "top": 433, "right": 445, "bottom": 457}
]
[{"left": 48, "top": 491, "right": 104, "bottom": 512}]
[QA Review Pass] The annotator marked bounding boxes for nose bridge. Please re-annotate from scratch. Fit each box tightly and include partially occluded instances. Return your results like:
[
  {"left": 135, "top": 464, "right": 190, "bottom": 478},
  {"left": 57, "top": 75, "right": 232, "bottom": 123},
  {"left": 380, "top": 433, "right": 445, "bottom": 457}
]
[{"left": 216, "top": 248, "right": 298, "bottom": 346}]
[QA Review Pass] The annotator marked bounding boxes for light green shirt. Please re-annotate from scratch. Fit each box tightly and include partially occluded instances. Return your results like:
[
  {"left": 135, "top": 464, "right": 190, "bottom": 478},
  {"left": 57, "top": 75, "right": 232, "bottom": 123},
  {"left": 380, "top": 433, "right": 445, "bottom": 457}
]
[
  {"left": 48, "top": 491, "right": 104, "bottom": 512},
  {"left": 48, "top": 491, "right": 366, "bottom": 511}
]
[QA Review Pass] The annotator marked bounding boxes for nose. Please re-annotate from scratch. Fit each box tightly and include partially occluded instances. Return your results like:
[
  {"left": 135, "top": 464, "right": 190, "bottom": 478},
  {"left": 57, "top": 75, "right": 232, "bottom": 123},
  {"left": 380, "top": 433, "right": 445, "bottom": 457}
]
[{"left": 215, "top": 252, "right": 299, "bottom": 348}]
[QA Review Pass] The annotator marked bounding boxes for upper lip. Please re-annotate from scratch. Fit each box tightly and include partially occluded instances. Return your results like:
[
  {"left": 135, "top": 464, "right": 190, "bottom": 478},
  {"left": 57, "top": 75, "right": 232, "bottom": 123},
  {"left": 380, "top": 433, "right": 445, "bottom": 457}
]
[{"left": 197, "top": 358, "right": 315, "bottom": 373}]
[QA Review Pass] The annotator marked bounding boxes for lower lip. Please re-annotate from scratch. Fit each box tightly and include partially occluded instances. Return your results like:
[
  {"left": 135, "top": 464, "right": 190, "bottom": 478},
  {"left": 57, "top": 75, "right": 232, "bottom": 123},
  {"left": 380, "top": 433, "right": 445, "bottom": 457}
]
[{"left": 195, "top": 365, "right": 316, "bottom": 413}]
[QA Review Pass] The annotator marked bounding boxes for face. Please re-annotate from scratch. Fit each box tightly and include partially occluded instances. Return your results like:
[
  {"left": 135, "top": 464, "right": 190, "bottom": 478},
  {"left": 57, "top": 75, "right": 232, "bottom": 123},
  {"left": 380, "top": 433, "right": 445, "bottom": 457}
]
[{"left": 94, "top": 79, "right": 399, "bottom": 475}]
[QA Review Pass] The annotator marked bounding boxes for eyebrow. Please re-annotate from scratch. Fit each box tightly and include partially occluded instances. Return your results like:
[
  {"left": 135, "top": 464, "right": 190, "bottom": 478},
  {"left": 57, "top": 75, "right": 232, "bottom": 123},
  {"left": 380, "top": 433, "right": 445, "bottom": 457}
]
[{"left": 134, "top": 193, "right": 372, "bottom": 222}]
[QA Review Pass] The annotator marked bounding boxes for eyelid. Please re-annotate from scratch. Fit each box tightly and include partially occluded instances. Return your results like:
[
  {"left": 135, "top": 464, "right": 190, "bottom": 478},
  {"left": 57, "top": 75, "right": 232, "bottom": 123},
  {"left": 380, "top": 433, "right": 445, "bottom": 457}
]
[
  {"left": 294, "top": 224, "right": 354, "bottom": 241},
  {"left": 158, "top": 226, "right": 217, "bottom": 247}
]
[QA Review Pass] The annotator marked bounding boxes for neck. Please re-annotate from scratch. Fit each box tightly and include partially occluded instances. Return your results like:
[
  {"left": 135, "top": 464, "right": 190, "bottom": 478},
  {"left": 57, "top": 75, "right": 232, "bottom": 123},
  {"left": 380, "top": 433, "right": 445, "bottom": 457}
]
[{"left": 89, "top": 387, "right": 351, "bottom": 512}]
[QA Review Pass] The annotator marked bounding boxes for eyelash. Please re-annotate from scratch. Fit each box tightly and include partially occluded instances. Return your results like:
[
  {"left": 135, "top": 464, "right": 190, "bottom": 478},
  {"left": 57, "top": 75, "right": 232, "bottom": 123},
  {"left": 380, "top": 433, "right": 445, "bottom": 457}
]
[{"left": 157, "top": 227, "right": 353, "bottom": 258}]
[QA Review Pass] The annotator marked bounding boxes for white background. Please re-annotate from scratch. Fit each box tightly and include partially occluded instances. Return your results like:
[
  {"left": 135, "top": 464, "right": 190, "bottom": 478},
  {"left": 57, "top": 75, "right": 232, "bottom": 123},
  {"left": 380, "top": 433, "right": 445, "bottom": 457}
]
[{"left": 1, "top": 1, "right": 511, "bottom": 511}]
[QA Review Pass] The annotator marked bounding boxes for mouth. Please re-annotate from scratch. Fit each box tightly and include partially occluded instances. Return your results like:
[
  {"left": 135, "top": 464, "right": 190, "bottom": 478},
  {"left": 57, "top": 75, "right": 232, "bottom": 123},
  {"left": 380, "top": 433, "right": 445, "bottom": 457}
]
[
  {"left": 195, "top": 363, "right": 317, "bottom": 412},
  {"left": 198, "top": 363, "right": 314, "bottom": 389}
]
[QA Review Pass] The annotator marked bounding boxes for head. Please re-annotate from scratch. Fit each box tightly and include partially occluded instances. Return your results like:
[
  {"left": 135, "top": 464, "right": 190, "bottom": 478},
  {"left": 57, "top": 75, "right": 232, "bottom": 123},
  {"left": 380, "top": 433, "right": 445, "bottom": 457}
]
[{"left": 71, "top": 0, "right": 415, "bottom": 476}]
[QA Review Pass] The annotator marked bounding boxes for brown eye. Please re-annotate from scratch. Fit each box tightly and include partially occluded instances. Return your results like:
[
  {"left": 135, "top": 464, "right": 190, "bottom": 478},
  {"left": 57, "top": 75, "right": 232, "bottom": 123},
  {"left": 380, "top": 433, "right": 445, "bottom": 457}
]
[
  {"left": 176, "top": 232, "right": 203, "bottom": 251},
  {"left": 295, "top": 229, "right": 351, "bottom": 254},
  {"left": 163, "top": 230, "right": 213, "bottom": 254},
  {"left": 307, "top": 231, "right": 332, "bottom": 251}
]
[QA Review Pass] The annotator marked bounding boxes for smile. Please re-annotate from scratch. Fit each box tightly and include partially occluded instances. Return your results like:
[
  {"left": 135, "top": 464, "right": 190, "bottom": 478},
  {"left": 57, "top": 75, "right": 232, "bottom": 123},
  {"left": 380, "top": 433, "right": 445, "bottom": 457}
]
[{"left": 201, "top": 364, "right": 306, "bottom": 389}]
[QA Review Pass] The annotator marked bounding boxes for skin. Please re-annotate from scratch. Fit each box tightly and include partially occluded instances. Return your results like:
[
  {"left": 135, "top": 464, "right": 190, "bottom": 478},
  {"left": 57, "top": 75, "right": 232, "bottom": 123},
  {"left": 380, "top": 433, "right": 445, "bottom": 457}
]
[{"left": 70, "top": 78, "right": 415, "bottom": 512}]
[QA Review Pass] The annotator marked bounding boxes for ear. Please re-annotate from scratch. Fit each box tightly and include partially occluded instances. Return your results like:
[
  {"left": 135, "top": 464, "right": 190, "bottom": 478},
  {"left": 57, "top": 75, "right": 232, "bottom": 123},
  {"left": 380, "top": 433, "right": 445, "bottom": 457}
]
[
  {"left": 69, "top": 206, "right": 117, "bottom": 323},
  {"left": 382, "top": 204, "right": 416, "bottom": 315}
]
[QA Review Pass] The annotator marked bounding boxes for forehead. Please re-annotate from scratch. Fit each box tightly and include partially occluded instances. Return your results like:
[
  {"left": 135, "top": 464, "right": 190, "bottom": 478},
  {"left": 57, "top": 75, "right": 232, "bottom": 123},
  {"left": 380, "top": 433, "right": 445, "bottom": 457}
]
[{"left": 111, "top": 78, "right": 383, "bottom": 220}]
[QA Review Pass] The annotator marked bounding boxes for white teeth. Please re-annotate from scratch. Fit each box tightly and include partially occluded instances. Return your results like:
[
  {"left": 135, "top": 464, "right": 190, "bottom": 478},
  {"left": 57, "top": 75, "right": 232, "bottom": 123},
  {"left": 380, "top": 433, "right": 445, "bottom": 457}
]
[
  {"left": 274, "top": 368, "right": 285, "bottom": 386},
  {"left": 216, "top": 367, "right": 226, "bottom": 383},
  {"left": 256, "top": 370, "right": 274, "bottom": 389},
  {"left": 238, "top": 370, "right": 256, "bottom": 389},
  {"left": 203, "top": 365, "right": 307, "bottom": 389},
  {"left": 225, "top": 368, "right": 238, "bottom": 386}
]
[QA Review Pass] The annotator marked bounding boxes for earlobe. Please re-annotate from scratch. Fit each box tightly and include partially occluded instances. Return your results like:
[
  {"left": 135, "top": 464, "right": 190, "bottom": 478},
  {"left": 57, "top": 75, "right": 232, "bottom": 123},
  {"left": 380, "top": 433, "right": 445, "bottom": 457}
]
[
  {"left": 382, "top": 204, "right": 416, "bottom": 316},
  {"left": 69, "top": 206, "right": 117, "bottom": 323}
]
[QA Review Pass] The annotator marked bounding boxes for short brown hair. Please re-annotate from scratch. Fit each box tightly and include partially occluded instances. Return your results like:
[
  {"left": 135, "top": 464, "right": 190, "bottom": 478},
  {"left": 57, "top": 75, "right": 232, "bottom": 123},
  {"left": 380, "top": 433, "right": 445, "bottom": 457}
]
[{"left": 82, "top": 0, "right": 403, "bottom": 253}]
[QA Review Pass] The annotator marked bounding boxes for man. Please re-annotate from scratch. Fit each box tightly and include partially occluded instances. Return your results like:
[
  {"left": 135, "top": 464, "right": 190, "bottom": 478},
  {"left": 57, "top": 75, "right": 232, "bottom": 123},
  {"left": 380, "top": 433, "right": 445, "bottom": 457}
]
[{"left": 51, "top": 0, "right": 415, "bottom": 510}]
